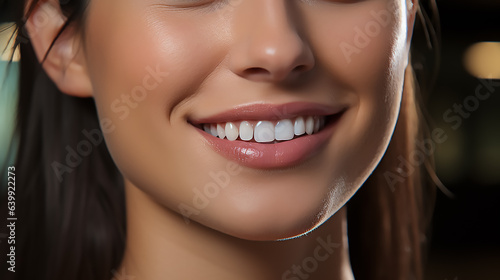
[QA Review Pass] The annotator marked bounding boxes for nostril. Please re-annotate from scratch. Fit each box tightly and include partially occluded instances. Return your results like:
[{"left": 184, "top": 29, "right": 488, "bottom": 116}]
[
  {"left": 293, "top": 65, "right": 308, "bottom": 73},
  {"left": 243, "top": 67, "right": 271, "bottom": 76},
  {"left": 241, "top": 65, "right": 308, "bottom": 82}
]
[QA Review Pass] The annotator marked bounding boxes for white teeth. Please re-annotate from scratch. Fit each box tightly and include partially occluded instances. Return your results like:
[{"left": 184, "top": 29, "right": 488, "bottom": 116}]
[
  {"left": 294, "top": 117, "right": 306, "bottom": 136},
  {"left": 204, "top": 124, "right": 211, "bottom": 134},
  {"left": 203, "top": 116, "right": 327, "bottom": 142},
  {"left": 254, "top": 121, "right": 275, "bottom": 143},
  {"left": 275, "top": 119, "right": 294, "bottom": 141},
  {"left": 217, "top": 123, "right": 226, "bottom": 139},
  {"left": 225, "top": 122, "right": 239, "bottom": 141},
  {"left": 239, "top": 121, "right": 253, "bottom": 141},
  {"left": 305, "top": 116, "right": 314, "bottom": 135},
  {"left": 210, "top": 124, "right": 218, "bottom": 137}
]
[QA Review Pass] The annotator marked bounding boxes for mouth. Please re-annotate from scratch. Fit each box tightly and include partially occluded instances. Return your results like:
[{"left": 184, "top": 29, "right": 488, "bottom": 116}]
[
  {"left": 189, "top": 102, "right": 346, "bottom": 169},
  {"left": 192, "top": 115, "right": 333, "bottom": 143}
]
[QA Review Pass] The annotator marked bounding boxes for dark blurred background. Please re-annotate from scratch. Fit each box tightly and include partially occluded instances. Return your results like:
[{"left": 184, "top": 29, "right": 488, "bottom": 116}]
[
  {"left": 423, "top": 0, "right": 500, "bottom": 279},
  {"left": 1, "top": 0, "right": 499, "bottom": 279}
]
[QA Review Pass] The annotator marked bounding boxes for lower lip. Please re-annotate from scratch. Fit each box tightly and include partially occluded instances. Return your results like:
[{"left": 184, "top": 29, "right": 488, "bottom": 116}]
[{"left": 195, "top": 115, "right": 342, "bottom": 169}]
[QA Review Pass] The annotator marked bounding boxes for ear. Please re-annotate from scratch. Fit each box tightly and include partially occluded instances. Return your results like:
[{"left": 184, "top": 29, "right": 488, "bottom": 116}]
[{"left": 25, "top": 0, "right": 92, "bottom": 97}]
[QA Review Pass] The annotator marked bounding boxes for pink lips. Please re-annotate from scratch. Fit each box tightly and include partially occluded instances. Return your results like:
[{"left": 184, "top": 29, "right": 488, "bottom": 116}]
[{"left": 191, "top": 102, "right": 345, "bottom": 169}]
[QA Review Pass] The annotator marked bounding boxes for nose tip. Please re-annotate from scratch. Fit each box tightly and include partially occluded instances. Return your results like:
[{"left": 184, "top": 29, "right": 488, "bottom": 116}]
[
  {"left": 235, "top": 42, "right": 315, "bottom": 82},
  {"left": 228, "top": 2, "right": 315, "bottom": 83}
]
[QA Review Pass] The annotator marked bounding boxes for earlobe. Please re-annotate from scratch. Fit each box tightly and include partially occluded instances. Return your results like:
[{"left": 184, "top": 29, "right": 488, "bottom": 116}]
[{"left": 25, "top": 0, "right": 92, "bottom": 97}]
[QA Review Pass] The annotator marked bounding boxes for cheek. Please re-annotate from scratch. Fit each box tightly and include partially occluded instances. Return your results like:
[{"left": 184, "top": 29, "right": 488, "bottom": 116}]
[
  {"left": 82, "top": 2, "right": 230, "bottom": 206},
  {"left": 84, "top": 2, "right": 222, "bottom": 111},
  {"left": 306, "top": 0, "right": 408, "bottom": 193},
  {"left": 307, "top": 0, "right": 407, "bottom": 92}
]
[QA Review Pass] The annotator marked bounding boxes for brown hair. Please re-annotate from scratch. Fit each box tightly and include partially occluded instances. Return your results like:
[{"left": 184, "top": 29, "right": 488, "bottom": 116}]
[
  {"left": 347, "top": 2, "right": 440, "bottom": 277},
  {"left": 348, "top": 65, "right": 437, "bottom": 279}
]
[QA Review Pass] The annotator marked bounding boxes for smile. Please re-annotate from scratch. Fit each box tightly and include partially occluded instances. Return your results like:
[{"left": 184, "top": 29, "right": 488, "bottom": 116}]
[
  {"left": 201, "top": 116, "right": 326, "bottom": 143},
  {"left": 190, "top": 102, "right": 346, "bottom": 169}
]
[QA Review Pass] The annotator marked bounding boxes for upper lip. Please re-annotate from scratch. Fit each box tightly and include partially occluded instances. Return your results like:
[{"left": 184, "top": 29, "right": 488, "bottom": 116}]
[{"left": 189, "top": 101, "right": 346, "bottom": 125}]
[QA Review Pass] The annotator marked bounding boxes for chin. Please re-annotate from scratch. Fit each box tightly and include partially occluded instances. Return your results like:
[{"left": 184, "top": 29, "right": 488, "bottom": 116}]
[
  {"left": 203, "top": 213, "right": 327, "bottom": 241},
  {"left": 188, "top": 182, "right": 342, "bottom": 241}
]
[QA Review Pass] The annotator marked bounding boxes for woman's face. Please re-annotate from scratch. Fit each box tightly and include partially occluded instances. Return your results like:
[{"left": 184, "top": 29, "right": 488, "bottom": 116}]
[{"left": 83, "top": 0, "right": 414, "bottom": 240}]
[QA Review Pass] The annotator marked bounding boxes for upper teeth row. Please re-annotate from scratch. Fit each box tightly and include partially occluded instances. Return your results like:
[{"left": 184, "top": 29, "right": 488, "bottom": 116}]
[{"left": 203, "top": 116, "right": 326, "bottom": 142}]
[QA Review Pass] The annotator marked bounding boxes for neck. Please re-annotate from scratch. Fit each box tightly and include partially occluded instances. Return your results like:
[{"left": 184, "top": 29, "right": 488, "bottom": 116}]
[{"left": 118, "top": 181, "right": 354, "bottom": 280}]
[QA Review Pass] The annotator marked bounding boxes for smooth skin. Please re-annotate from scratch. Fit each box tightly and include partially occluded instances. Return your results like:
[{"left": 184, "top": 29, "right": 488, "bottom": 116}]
[{"left": 26, "top": 0, "right": 416, "bottom": 279}]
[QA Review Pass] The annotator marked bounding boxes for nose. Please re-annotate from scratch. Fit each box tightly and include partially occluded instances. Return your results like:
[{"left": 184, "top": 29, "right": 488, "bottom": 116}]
[{"left": 228, "top": 0, "right": 315, "bottom": 83}]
